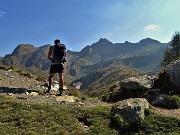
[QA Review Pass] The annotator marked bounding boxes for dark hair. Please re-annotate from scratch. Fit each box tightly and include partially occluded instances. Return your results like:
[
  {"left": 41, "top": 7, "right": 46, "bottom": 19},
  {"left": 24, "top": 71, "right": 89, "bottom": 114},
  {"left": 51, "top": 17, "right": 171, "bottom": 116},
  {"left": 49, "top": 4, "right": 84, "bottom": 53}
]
[{"left": 54, "top": 39, "right": 60, "bottom": 45}]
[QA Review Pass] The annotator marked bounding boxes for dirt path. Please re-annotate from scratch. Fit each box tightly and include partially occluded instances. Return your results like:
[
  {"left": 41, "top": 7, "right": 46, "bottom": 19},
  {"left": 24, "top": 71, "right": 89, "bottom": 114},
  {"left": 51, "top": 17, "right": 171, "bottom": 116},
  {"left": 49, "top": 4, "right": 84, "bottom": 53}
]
[{"left": 153, "top": 107, "right": 180, "bottom": 119}]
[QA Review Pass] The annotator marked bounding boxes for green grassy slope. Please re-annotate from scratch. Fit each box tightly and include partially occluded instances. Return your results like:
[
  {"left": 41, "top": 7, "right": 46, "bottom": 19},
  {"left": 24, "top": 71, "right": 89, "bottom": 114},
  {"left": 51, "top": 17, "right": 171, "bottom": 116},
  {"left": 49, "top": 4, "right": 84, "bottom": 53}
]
[{"left": 0, "top": 95, "right": 179, "bottom": 135}]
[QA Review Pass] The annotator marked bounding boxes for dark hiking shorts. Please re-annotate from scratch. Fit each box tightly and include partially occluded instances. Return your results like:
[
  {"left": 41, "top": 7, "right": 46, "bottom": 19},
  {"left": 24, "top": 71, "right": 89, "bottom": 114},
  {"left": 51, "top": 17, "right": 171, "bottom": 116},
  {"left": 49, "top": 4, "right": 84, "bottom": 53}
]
[{"left": 49, "top": 64, "right": 64, "bottom": 73}]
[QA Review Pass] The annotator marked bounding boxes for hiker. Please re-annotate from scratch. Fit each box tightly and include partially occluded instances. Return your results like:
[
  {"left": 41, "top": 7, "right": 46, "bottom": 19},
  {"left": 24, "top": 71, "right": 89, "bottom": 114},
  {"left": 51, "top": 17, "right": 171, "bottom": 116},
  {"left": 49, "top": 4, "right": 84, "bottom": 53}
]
[{"left": 45, "top": 39, "right": 66, "bottom": 96}]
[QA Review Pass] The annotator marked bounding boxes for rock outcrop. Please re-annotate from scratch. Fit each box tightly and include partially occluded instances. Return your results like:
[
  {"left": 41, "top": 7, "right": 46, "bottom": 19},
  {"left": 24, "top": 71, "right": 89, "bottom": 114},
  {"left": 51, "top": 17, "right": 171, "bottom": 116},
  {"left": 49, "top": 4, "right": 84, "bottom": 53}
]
[
  {"left": 154, "top": 60, "right": 180, "bottom": 94},
  {"left": 111, "top": 98, "right": 149, "bottom": 123},
  {"left": 120, "top": 75, "right": 155, "bottom": 90},
  {"left": 165, "top": 60, "right": 180, "bottom": 93},
  {"left": 119, "top": 75, "right": 155, "bottom": 98}
]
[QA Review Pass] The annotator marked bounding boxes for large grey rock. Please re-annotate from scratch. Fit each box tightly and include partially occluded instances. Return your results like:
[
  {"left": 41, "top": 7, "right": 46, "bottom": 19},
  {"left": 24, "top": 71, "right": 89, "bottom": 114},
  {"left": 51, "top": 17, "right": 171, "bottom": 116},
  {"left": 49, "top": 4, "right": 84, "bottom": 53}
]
[
  {"left": 165, "top": 60, "right": 180, "bottom": 93},
  {"left": 112, "top": 98, "right": 149, "bottom": 123},
  {"left": 120, "top": 75, "right": 155, "bottom": 90}
]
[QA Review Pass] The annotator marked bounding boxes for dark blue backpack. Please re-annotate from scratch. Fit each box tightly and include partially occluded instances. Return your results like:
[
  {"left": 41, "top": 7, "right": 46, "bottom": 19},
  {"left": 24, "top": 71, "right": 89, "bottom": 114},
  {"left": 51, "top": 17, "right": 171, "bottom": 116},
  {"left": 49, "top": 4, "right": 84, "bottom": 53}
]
[{"left": 52, "top": 44, "right": 66, "bottom": 64}]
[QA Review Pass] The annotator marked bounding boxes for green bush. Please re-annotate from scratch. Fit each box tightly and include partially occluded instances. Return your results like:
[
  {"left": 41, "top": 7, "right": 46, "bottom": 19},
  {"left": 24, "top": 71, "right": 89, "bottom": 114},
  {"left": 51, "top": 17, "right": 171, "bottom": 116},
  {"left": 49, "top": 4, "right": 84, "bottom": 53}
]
[
  {"left": 111, "top": 114, "right": 124, "bottom": 128},
  {"left": 165, "top": 95, "right": 180, "bottom": 109},
  {"left": 153, "top": 95, "right": 180, "bottom": 109},
  {"left": 154, "top": 71, "right": 175, "bottom": 94}
]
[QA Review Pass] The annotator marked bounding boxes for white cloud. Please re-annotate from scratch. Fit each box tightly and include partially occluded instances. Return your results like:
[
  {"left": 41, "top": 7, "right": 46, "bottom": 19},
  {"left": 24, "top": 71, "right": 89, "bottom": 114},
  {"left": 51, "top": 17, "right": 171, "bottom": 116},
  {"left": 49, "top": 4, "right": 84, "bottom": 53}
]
[
  {"left": 0, "top": 11, "right": 6, "bottom": 17},
  {"left": 144, "top": 24, "right": 160, "bottom": 30}
]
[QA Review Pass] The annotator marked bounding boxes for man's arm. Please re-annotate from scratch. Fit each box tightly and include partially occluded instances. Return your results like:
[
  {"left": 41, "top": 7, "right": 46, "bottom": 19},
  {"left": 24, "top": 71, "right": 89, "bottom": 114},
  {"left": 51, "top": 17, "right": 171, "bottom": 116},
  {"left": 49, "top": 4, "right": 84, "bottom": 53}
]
[{"left": 48, "top": 47, "right": 53, "bottom": 60}]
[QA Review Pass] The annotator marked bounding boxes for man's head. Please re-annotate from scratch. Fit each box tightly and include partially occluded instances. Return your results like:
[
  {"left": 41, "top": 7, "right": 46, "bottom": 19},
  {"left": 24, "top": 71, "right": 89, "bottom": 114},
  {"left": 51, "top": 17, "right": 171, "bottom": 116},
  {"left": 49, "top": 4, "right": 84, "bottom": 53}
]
[{"left": 54, "top": 39, "right": 60, "bottom": 45}]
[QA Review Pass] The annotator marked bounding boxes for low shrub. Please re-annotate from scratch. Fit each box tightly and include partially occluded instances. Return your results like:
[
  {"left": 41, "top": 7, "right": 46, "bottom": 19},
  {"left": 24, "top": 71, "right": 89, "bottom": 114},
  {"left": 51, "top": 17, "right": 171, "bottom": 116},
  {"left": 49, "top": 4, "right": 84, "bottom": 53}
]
[
  {"left": 153, "top": 71, "right": 175, "bottom": 94},
  {"left": 164, "top": 95, "right": 180, "bottom": 109}
]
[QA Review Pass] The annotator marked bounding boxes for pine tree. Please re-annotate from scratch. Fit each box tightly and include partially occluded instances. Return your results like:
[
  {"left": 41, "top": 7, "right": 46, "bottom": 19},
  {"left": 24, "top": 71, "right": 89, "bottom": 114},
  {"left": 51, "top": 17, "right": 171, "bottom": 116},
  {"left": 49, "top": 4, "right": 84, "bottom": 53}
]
[
  {"left": 161, "top": 31, "right": 180, "bottom": 67},
  {"left": 161, "top": 47, "right": 172, "bottom": 67},
  {"left": 169, "top": 31, "right": 180, "bottom": 61}
]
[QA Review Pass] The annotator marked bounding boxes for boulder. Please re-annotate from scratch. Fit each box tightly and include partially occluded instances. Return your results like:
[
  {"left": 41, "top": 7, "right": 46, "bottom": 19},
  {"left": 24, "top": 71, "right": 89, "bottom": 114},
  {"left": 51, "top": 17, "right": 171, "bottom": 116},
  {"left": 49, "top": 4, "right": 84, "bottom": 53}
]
[
  {"left": 120, "top": 75, "right": 155, "bottom": 90},
  {"left": 153, "top": 60, "right": 180, "bottom": 94},
  {"left": 164, "top": 60, "right": 180, "bottom": 93},
  {"left": 111, "top": 98, "right": 149, "bottom": 123},
  {"left": 119, "top": 75, "right": 155, "bottom": 98}
]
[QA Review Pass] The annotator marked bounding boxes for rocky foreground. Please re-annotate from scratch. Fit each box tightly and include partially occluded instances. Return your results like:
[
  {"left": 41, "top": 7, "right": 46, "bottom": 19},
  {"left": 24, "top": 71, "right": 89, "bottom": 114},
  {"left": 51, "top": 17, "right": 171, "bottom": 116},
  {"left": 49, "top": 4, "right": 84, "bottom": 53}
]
[
  {"left": 0, "top": 68, "right": 179, "bottom": 119},
  {"left": 0, "top": 67, "right": 180, "bottom": 134}
]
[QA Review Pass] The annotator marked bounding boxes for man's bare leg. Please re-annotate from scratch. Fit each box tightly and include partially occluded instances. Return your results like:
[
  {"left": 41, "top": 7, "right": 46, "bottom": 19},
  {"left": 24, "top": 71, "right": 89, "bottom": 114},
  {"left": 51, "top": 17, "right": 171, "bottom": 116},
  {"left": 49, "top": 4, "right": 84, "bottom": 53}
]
[
  {"left": 56, "top": 73, "right": 64, "bottom": 96},
  {"left": 45, "top": 73, "right": 55, "bottom": 93},
  {"left": 49, "top": 73, "right": 55, "bottom": 88},
  {"left": 59, "top": 73, "right": 64, "bottom": 89}
]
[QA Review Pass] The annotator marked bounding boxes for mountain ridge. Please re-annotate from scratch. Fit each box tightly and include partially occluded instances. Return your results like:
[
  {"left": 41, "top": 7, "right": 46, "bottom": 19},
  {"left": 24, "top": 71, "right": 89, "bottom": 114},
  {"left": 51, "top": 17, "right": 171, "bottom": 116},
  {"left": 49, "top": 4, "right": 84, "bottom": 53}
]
[{"left": 3, "top": 38, "right": 167, "bottom": 79}]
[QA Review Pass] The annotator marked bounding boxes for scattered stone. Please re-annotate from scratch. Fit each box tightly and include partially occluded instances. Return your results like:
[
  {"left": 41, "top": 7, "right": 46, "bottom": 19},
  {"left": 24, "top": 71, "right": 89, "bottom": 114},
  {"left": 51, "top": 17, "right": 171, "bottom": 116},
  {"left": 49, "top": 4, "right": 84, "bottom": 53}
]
[
  {"left": 25, "top": 92, "right": 29, "bottom": 95},
  {"left": 72, "top": 82, "right": 82, "bottom": 89},
  {"left": 29, "top": 92, "right": 39, "bottom": 96},
  {"left": 7, "top": 93, "right": 14, "bottom": 96},
  {"left": 63, "top": 86, "right": 68, "bottom": 90},
  {"left": 56, "top": 95, "right": 80, "bottom": 103},
  {"left": 8, "top": 69, "right": 13, "bottom": 72}
]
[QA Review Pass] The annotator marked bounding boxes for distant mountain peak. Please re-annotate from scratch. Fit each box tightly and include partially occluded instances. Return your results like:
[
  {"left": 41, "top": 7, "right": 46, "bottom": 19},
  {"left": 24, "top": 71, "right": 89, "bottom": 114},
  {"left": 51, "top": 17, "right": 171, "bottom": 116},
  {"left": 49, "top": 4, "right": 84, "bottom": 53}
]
[
  {"left": 12, "top": 44, "right": 37, "bottom": 55},
  {"left": 124, "top": 41, "right": 131, "bottom": 44},
  {"left": 97, "top": 38, "right": 112, "bottom": 44},
  {"left": 139, "top": 38, "right": 160, "bottom": 45}
]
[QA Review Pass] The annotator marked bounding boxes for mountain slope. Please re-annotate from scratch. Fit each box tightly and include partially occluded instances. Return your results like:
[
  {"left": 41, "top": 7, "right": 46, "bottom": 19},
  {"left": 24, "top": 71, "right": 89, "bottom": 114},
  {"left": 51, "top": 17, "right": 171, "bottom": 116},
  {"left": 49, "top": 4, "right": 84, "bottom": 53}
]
[
  {"left": 70, "top": 38, "right": 167, "bottom": 78},
  {"left": 73, "top": 61, "right": 141, "bottom": 90},
  {"left": 3, "top": 38, "right": 167, "bottom": 79}
]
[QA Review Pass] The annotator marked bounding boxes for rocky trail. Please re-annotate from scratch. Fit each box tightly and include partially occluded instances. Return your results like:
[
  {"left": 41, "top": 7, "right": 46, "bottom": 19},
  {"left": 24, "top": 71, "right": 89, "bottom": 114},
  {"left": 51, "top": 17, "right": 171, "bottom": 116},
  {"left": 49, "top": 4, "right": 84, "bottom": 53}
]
[
  {"left": 0, "top": 69, "right": 179, "bottom": 119},
  {"left": 0, "top": 69, "right": 111, "bottom": 107}
]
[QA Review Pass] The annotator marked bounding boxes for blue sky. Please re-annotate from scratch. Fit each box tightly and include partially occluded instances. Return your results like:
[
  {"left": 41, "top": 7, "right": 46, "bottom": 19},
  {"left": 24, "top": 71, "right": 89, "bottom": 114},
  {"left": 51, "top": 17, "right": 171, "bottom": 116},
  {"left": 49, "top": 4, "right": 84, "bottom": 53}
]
[{"left": 0, "top": 0, "right": 180, "bottom": 57}]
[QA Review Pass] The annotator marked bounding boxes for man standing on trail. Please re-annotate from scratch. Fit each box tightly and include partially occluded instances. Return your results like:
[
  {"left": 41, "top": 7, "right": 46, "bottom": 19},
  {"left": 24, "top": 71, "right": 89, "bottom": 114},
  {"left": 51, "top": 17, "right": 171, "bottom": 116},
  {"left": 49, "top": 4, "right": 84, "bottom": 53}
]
[{"left": 45, "top": 39, "right": 66, "bottom": 96}]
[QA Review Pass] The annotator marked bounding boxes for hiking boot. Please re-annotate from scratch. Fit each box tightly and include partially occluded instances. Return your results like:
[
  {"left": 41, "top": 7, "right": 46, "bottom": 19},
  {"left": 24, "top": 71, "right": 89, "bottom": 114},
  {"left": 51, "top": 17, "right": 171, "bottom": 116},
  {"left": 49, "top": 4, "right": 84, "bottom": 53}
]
[
  {"left": 44, "top": 87, "right": 51, "bottom": 94},
  {"left": 56, "top": 88, "right": 63, "bottom": 96}
]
